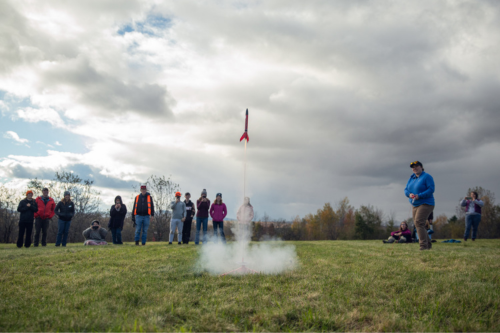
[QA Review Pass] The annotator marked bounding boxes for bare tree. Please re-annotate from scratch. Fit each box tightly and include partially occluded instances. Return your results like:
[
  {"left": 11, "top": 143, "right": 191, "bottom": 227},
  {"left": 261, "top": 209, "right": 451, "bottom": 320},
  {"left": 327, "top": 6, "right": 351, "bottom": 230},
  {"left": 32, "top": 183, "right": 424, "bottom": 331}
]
[{"left": 0, "top": 185, "right": 24, "bottom": 243}]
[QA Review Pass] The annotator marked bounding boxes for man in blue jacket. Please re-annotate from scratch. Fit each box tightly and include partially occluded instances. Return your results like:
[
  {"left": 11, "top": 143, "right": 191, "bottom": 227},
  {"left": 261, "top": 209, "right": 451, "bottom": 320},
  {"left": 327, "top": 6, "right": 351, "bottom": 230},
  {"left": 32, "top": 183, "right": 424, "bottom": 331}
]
[{"left": 404, "top": 161, "right": 435, "bottom": 250}]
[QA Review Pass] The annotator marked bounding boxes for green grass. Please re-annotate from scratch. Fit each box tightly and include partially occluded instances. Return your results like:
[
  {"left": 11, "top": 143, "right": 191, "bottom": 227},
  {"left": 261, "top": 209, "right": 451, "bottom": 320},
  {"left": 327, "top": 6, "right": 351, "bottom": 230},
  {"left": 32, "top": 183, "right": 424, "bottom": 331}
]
[{"left": 1, "top": 240, "right": 499, "bottom": 332}]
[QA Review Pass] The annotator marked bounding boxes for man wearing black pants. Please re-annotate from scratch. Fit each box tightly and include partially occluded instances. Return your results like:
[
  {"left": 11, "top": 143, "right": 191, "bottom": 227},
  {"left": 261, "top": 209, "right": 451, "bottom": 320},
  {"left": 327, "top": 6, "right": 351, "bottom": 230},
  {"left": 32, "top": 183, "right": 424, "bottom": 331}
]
[
  {"left": 34, "top": 188, "right": 56, "bottom": 247},
  {"left": 182, "top": 192, "right": 196, "bottom": 244},
  {"left": 17, "top": 190, "right": 38, "bottom": 248}
]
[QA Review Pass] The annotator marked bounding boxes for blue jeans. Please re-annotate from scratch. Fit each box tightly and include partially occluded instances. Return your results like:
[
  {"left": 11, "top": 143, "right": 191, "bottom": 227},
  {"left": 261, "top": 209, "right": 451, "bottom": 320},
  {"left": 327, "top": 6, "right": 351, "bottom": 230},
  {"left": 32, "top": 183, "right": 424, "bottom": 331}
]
[
  {"left": 135, "top": 216, "right": 150, "bottom": 244},
  {"left": 464, "top": 214, "right": 481, "bottom": 240},
  {"left": 213, "top": 221, "right": 226, "bottom": 243},
  {"left": 56, "top": 219, "right": 71, "bottom": 246},
  {"left": 111, "top": 228, "right": 123, "bottom": 244},
  {"left": 195, "top": 217, "right": 208, "bottom": 244}
]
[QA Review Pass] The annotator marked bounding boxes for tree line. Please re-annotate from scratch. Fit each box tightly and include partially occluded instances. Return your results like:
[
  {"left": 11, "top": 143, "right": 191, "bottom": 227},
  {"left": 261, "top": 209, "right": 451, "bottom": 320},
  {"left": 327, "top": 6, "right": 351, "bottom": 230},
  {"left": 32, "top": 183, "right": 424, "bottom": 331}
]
[
  {"left": 1, "top": 172, "right": 499, "bottom": 243},
  {"left": 252, "top": 187, "right": 500, "bottom": 241}
]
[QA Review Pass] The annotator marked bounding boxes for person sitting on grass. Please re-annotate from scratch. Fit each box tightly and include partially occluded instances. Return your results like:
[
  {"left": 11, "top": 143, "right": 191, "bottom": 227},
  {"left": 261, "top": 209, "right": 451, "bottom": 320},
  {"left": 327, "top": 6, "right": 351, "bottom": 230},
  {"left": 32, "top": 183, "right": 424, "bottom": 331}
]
[
  {"left": 83, "top": 220, "right": 108, "bottom": 246},
  {"left": 383, "top": 221, "right": 412, "bottom": 243}
]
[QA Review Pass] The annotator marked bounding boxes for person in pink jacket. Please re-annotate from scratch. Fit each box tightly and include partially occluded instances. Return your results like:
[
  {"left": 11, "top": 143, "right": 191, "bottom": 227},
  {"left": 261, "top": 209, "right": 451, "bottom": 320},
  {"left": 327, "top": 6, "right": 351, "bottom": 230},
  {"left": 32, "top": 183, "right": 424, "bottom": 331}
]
[{"left": 210, "top": 193, "right": 227, "bottom": 243}]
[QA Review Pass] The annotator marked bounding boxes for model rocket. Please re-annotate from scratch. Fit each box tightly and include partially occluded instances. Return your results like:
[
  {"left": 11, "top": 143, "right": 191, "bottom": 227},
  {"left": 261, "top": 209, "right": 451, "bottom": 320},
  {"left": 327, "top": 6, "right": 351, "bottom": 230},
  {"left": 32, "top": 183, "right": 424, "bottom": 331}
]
[{"left": 239, "top": 109, "right": 249, "bottom": 142}]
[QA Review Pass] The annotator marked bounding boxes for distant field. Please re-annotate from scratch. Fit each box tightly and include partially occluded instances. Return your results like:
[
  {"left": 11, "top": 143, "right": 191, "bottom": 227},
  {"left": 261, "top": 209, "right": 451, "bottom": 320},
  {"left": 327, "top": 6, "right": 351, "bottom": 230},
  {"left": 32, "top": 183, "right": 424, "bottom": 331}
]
[{"left": 1, "top": 240, "right": 499, "bottom": 332}]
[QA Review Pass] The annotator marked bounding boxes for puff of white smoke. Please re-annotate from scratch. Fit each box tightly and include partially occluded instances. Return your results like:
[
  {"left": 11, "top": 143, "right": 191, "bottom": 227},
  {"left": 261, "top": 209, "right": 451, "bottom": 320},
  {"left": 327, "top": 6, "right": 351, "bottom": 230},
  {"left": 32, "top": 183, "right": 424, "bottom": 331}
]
[{"left": 196, "top": 235, "right": 298, "bottom": 275}]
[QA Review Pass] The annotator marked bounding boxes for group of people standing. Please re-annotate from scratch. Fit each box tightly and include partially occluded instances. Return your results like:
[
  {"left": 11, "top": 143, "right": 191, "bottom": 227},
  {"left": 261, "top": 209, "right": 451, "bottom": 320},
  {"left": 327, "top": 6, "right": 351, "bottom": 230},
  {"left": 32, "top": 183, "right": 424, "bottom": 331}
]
[
  {"left": 16, "top": 164, "right": 484, "bottom": 249},
  {"left": 16, "top": 184, "right": 229, "bottom": 247},
  {"left": 383, "top": 160, "right": 485, "bottom": 249},
  {"left": 17, "top": 187, "right": 69, "bottom": 248}
]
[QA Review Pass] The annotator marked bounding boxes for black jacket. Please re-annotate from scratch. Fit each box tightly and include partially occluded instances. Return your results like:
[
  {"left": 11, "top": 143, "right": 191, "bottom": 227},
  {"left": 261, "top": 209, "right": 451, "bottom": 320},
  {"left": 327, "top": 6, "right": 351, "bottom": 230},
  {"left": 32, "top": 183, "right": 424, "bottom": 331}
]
[
  {"left": 132, "top": 193, "right": 155, "bottom": 221},
  {"left": 184, "top": 200, "right": 196, "bottom": 220},
  {"left": 17, "top": 199, "right": 38, "bottom": 224},
  {"left": 108, "top": 204, "right": 127, "bottom": 229},
  {"left": 55, "top": 201, "right": 75, "bottom": 222}
]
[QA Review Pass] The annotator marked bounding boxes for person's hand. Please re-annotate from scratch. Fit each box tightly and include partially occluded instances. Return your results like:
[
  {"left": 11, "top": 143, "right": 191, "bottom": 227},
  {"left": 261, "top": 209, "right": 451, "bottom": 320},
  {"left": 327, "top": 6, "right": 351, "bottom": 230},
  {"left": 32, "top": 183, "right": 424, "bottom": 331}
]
[
  {"left": 409, "top": 193, "right": 415, "bottom": 199},
  {"left": 27, "top": 203, "right": 31, "bottom": 207},
  {"left": 414, "top": 194, "right": 419, "bottom": 200},
  {"left": 181, "top": 218, "right": 186, "bottom": 222},
  {"left": 115, "top": 203, "right": 121, "bottom": 210}
]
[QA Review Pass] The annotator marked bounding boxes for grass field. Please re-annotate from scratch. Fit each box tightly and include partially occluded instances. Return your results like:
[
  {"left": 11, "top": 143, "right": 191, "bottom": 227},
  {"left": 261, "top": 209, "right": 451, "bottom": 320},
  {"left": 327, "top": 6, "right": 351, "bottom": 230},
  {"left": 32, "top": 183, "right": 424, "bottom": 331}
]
[{"left": 1, "top": 240, "right": 499, "bottom": 332}]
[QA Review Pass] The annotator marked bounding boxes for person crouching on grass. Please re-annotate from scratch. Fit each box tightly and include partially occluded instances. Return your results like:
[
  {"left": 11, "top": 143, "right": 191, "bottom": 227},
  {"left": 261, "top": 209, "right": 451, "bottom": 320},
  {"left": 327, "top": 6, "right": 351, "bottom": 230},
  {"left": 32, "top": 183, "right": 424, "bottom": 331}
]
[
  {"left": 404, "top": 161, "right": 435, "bottom": 251},
  {"left": 108, "top": 196, "right": 127, "bottom": 245},
  {"left": 17, "top": 190, "right": 38, "bottom": 248},
  {"left": 210, "top": 193, "right": 227, "bottom": 244},
  {"left": 169, "top": 191, "right": 186, "bottom": 245},
  {"left": 383, "top": 221, "right": 412, "bottom": 243},
  {"left": 83, "top": 221, "right": 108, "bottom": 245}
]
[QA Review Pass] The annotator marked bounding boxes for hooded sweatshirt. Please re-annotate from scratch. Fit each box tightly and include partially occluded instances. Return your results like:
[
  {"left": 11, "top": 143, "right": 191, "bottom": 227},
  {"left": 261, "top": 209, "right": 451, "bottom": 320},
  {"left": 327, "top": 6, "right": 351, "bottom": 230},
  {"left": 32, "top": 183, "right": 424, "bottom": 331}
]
[{"left": 82, "top": 224, "right": 108, "bottom": 241}]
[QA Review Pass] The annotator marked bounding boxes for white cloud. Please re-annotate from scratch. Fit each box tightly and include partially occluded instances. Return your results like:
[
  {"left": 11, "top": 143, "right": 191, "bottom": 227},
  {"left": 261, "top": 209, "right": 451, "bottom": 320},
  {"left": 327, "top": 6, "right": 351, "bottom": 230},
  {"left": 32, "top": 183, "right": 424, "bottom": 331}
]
[
  {"left": 3, "top": 131, "right": 29, "bottom": 146},
  {"left": 55, "top": 141, "right": 62, "bottom": 146},
  {"left": 16, "top": 107, "right": 66, "bottom": 128}
]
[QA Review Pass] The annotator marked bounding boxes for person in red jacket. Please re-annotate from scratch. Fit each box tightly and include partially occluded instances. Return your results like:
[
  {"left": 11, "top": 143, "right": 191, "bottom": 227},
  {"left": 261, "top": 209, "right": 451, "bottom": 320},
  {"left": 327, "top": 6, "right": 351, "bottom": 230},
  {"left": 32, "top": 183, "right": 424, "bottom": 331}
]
[
  {"left": 210, "top": 193, "right": 227, "bottom": 244},
  {"left": 34, "top": 188, "right": 56, "bottom": 247}
]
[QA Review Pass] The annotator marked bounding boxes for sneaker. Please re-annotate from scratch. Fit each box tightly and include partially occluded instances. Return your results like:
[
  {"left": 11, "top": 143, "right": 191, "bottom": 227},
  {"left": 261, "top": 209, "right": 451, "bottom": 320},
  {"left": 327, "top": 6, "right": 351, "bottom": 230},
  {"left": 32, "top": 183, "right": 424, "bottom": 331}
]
[
  {"left": 169, "top": 242, "right": 172, "bottom": 245},
  {"left": 135, "top": 241, "right": 139, "bottom": 246},
  {"left": 142, "top": 243, "right": 146, "bottom": 246},
  {"left": 472, "top": 239, "right": 476, "bottom": 241},
  {"left": 178, "top": 242, "right": 182, "bottom": 245},
  {"left": 464, "top": 238, "right": 467, "bottom": 242},
  {"left": 431, "top": 240, "right": 436, "bottom": 243}
]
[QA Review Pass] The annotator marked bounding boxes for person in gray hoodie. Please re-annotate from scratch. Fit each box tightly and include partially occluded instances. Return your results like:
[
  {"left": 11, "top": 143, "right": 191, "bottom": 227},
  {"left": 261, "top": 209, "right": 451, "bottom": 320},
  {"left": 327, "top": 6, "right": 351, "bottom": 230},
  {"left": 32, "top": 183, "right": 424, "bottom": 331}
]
[
  {"left": 169, "top": 191, "right": 186, "bottom": 245},
  {"left": 83, "top": 220, "right": 108, "bottom": 245}
]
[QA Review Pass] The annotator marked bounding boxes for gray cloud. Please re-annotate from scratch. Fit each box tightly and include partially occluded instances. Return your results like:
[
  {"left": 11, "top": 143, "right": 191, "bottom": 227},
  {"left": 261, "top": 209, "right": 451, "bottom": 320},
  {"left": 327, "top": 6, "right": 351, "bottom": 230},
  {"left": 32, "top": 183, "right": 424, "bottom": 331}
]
[{"left": 41, "top": 57, "right": 175, "bottom": 118}]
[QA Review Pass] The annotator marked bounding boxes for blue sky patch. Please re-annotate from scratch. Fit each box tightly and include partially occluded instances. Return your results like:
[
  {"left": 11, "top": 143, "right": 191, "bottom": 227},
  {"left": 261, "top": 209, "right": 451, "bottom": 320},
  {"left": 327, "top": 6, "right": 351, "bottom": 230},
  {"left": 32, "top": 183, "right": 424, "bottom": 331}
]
[{"left": 117, "top": 14, "right": 172, "bottom": 37}]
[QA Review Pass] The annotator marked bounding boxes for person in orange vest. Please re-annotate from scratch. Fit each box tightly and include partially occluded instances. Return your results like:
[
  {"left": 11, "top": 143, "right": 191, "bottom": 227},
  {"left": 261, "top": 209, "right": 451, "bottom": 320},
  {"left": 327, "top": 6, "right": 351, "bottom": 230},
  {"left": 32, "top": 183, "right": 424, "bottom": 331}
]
[{"left": 132, "top": 184, "right": 155, "bottom": 246}]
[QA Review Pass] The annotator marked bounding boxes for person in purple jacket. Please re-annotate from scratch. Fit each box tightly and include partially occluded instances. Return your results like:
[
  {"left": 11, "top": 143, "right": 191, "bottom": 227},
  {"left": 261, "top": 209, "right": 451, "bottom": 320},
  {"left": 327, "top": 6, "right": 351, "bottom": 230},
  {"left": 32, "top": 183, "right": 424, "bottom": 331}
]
[
  {"left": 460, "top": 191, "right": 484, "bottom": 241},
  {"left": 210, "top": 193, "right": 227, "bottom": 243},
  {"left": 383, "top": 221, "right": 412, "bottom": 243},
  {"left": 195, "top": 189, "right": 210, "bottom": 245}
]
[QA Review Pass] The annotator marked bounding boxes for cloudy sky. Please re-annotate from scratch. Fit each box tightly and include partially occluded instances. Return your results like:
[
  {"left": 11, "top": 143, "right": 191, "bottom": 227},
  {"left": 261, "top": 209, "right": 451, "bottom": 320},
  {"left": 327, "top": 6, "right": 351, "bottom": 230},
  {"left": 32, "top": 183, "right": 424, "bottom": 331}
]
[{"left": 1, "top": 0, "right": 500, "bottom": 221}]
